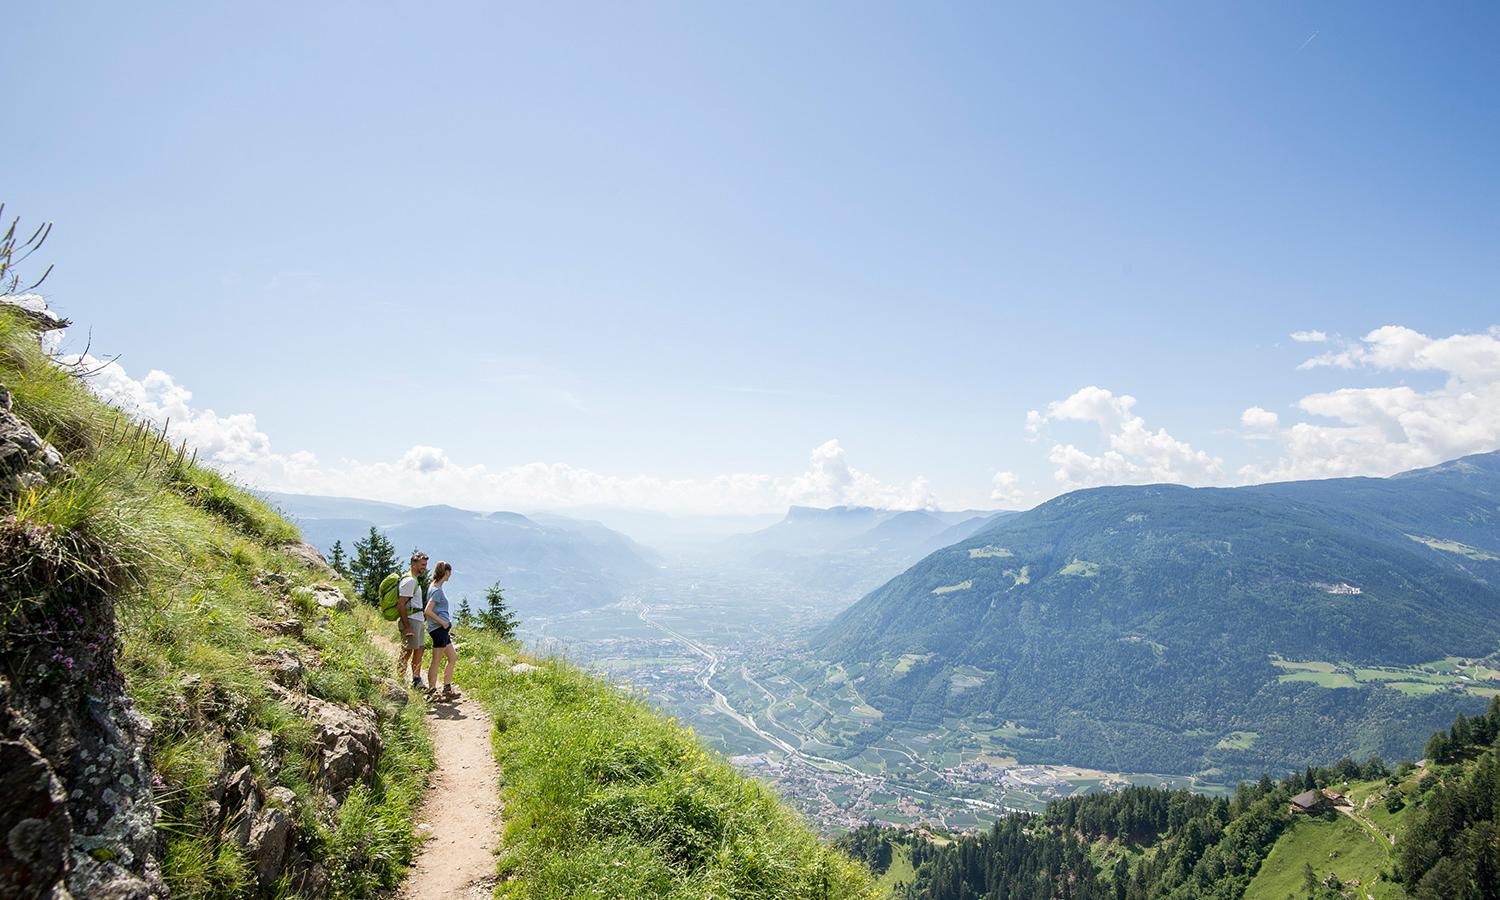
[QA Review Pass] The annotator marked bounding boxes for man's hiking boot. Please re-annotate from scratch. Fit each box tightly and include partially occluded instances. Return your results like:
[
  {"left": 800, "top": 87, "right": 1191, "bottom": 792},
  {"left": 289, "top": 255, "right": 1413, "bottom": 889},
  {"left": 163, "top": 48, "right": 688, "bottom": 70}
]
[{"left": 411, "top": 677, "right": 425, "bottom": 690}]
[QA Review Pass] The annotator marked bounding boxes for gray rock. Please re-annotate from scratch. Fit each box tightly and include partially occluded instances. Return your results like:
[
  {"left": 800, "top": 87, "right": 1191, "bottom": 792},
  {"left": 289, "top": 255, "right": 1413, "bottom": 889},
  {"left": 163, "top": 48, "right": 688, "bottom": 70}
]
[
  {"left": 264, "top": 684, "right": 382, "bottom": 799},
  {"left": 379, "top": 678, "right": 409, "bottom": 709},
  {"left": 0, "top": 385, "right": 71, "bottom": 497},
  {"left": 260, "top": 649, "right": 304, "bottom": 687},
  {"left": 312, "top": 698, "right": 383, "bottom": 797},
  {"left": 279, "top": 541, "right": 333, "bottom": 573},
  {"left": 247, "top": 804, "right": 293, "bottom": 886},
  {"left": 0, "top": 739, "right": 71, "bottom": 900},
  {"left": 294, "top": 584, "right": 351, "bottom": 613},
  {"left": 510, "top": 662, "right": 539, "bottom": 674},
  {"left": 265, "top": 618, "right": 303, "bottom": 638}
]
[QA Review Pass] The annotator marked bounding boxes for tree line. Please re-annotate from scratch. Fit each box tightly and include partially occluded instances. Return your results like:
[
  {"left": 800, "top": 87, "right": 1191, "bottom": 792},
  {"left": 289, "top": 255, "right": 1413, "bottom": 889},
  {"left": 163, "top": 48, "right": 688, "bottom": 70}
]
[{"left": 325, "top": 526, "right": 519, "bottom": 639}]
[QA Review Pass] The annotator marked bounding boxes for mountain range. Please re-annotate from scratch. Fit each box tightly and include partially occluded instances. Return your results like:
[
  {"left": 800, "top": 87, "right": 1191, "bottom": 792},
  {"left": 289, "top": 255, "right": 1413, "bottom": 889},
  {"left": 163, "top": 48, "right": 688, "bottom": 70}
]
[
  {"left": 714, "top": 505, "right": 1013, "bottom": 597},
  {"left": 813, "top": 450, "right": 1500, "bottom": 779},
  {"left": 265, "top": 492, "right": 661, "bottom": 613}
]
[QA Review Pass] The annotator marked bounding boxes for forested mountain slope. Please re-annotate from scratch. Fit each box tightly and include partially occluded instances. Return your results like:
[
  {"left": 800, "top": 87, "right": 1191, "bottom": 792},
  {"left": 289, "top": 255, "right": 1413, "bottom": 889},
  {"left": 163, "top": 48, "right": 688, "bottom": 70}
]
[
  {"left": 814, "top": 454, "right": 1500, "bottom": 778},
  {"left": 844, "top": 702, "right": 1500, "bottom": 899}
]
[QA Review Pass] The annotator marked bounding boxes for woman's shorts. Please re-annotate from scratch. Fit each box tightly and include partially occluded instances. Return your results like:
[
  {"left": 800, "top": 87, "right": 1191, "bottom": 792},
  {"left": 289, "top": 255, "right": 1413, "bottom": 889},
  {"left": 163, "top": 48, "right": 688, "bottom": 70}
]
[
  {"left": 430, "top": 626, "right": 452, "bottom": 648},
  {"left": 399, "top": 622, "right": 426, "bottom": 651}
]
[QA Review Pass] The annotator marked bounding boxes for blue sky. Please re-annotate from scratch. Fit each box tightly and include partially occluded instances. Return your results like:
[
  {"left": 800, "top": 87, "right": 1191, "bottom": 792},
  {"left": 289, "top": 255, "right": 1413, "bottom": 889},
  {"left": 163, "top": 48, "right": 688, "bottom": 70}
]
[{"left": 5, "top": 3, "right": 1499, "bottom": 514}]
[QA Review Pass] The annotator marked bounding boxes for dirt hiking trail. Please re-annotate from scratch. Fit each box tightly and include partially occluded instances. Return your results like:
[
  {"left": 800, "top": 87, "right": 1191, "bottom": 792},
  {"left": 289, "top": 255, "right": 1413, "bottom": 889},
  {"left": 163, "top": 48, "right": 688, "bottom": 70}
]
[{"left": 375, "top": 635, "right": 503, "bottom": 899}]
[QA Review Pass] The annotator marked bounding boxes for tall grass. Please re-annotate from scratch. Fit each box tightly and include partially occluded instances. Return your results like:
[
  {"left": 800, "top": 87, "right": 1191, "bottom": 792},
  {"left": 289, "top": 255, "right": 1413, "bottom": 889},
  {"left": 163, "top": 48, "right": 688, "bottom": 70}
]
[
  {"left": 0, "top": 306, "right": 432, "bottom": 897},
  {"left": 456, "top": 630, "right": 874, "bottom": 899}
]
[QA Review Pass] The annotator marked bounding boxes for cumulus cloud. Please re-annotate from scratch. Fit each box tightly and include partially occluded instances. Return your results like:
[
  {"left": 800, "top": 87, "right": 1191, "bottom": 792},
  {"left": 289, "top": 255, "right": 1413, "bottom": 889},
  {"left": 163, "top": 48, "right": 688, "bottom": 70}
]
[
  {"left": 786, "top": 439, "right": 935, "bottom": 510},
  {"left": 1241, "top": 325, "right": 1500, "bottom": 482},
  {"left": 1026, "top": 386, "right": 1225, "bottom": 489},
  {"left": 1240, "top": 406, "right": 1280, "bottom": 438},
  {"left": 61, "top": 355, "right": 934, "bottom": 516},
  {"left": 1290, "top": 330, "right": 1328, "bottom": 343},
  {"left": 989, "top": 471, "right": 1027, "bottom": 507}
]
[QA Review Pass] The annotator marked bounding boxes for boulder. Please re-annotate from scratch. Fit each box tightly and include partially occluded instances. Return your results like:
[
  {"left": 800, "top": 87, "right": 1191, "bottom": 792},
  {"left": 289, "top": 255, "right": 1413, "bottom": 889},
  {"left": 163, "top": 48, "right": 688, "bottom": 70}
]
[
  {"left": 294, "top": 583, "right": 351, "bottom": 613},
  {"left": 279, "top": 541, "right": 333, "bottom": 573},
  {"left": 247, "top": 788, "right": 296, "bottom": 886},
  {"left": 259, "top": 649, "right": 304, "bottom": 687},
  {"left": 309, "top": 697, "right": 382, "bottom": 797},
  {"left": 0, "top": 739, "right": 71, "bottom": 900},
  {"left": 265, "top": 684, "right": 382, "bottom": 798},
  {"left": 379, "top": 678, "right": 409, "bottom": 709},
  {"left": 265, "top": 618, "right": 303, "bottom": 638},
  {"left": 510, "top": 662, "right": 539, "bottom": 674},
  {"left": 0, "top": 383, "right": 70, "bottom": 496}
]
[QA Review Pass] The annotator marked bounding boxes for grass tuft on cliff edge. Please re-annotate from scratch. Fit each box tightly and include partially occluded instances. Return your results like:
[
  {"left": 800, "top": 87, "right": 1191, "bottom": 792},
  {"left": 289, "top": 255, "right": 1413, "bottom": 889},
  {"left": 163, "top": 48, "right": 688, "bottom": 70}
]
[{"left": 0, "top": 305, "right": 431, "bottom": 898}]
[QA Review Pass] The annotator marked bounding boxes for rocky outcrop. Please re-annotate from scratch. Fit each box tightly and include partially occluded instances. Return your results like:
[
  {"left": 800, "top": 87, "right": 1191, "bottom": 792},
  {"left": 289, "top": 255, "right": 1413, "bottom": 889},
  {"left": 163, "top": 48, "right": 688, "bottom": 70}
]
[
  {"left": 279, "top": 541, "right": 333, "bottom": 574},
  {"left": 0, "top": 383, "right": 69, "bottom": 495},
  {"left": 0, "top": 738, "right": 70, "bottom": 898},
  {"left": 1, "top": 379, "right": 165, "bottom": 898},
  {"left": 293, "top": 583, "right": 350, "bottom": 612},
  {"left": 0, "top": 294, "right": 71, "bottom": 335},
  {"left": 266, "top": 683, "right": 383, "bottom": 799}
]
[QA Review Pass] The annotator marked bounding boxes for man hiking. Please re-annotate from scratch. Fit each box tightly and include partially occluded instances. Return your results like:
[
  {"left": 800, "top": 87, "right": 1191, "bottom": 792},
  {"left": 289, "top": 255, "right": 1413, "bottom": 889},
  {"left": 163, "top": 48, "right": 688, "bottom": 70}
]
[{"left": 397, "top": 550, "right": 430, "bottom": 688}]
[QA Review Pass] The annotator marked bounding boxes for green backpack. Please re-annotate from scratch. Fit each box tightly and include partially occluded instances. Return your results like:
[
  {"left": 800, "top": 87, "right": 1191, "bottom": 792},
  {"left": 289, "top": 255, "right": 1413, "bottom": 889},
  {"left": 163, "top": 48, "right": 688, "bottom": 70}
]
[{"left": 378, "top": 571, "right": 427, "bottom": 622}]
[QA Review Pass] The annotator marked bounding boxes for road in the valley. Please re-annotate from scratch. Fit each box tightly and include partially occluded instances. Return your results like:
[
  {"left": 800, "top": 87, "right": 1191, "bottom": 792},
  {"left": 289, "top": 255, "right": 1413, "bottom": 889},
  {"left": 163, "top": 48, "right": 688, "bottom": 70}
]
[{"left": 633, "top": 601, "right": 1007, "bottom": 813}]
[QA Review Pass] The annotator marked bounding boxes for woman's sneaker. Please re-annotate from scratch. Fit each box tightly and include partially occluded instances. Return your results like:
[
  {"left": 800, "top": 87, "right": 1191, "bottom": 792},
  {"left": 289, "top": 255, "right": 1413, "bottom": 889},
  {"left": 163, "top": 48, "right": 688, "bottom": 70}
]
[{"left": 441, "top": 685, "right": 460, "bottom": 700}]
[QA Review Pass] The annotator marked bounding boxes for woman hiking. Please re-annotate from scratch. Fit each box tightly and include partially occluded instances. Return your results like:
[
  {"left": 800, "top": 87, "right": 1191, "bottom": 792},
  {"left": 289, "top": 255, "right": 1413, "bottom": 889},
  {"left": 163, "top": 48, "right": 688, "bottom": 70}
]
[{"left": 424, "top": 560, "right": 460, "bottom": 699}]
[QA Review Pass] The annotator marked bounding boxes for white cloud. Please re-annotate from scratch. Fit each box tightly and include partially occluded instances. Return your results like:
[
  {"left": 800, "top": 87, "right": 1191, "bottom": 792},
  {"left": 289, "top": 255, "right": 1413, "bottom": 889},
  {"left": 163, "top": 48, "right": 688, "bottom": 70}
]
[
  {"left": 1240, "top": 406, "right": 1280, "bottom": 438},
  {"left": 1242, "top": 325, "right": 1500, "bottom": 481},
  {"left": 61, "top": 355, "right": 934, "bottom": 516},
  {"left": 786, "top": 439, "right": 935, "bottom": 510},
  {"left": 989, "top": 471, "right": 1027, "bottom": 507},
  {"left": 1290, "top": 330, "right": 1328, "bottom": 343},
  {"left": 1026, "top": 386, "right": 1225, "bottom": 490}
]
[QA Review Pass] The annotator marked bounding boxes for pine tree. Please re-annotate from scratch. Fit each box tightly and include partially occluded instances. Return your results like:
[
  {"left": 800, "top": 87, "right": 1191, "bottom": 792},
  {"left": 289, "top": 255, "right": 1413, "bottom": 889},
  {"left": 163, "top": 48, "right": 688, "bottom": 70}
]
[
  {"left": 456, "top": 597, "right": 474, "bottom": 628},
  {"left": 1303, "top": 766, "right": 1317, "bottom": 791},
  {"left": 328, "top": 539, "right": 349, "bottom": 578},
  {"left": 1426, "top": 730, "right": 1451, "bottom": 765},
  {"left": 350, "top": 526, "right": 399, "bottom": 606},
  {"left": 478, "top": 582, "right": 520, "bottom": 640}
]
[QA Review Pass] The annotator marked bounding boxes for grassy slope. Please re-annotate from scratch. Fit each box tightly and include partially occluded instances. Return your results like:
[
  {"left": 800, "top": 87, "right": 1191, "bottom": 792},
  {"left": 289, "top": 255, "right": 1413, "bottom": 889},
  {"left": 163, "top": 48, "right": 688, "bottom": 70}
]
[
  {"left": 456, "top": 628, "right": 874, "bottom": 899},
  {"left": 2, "top": 306, "right": 870, "bottom": 897},
  {"left": 1244, "top": 812, "right": 1400, "bottom": 900},
  {"left": 1242, "top": 772, "right": 1422, "bottom": 900},
  {"left": 1, "top": 307, "right": 431, "bottom": 897}
]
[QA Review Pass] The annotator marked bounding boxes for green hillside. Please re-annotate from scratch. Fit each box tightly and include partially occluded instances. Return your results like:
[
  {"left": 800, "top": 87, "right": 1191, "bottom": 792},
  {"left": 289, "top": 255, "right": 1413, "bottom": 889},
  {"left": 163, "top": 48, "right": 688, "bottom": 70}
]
[
  {"left": 813, "top": 459, "right": 1500, "bottom": 778},
  {"left": 844, "top": 702, "right": 1500, "bottom": 899},
  {"left": 0, "top": 298, "right": 870, "bottom": 898}
]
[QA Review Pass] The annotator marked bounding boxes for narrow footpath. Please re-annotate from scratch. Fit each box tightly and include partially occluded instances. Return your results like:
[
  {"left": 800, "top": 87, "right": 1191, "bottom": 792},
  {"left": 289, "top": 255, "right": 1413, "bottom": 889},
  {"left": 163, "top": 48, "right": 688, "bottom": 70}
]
[
  {"left": 375, "top": 635, "right": 503, "bottom": 899},
  {"left": 400, "top": 690, "right": 503, "bottom": 899}
]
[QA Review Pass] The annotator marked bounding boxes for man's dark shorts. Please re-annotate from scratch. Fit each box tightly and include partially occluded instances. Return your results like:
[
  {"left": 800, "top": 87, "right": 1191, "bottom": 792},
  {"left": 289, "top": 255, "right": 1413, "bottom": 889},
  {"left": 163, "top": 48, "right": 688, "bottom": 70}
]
[{"left": 430, "top": 626, "right": 452, "bottom": 648}]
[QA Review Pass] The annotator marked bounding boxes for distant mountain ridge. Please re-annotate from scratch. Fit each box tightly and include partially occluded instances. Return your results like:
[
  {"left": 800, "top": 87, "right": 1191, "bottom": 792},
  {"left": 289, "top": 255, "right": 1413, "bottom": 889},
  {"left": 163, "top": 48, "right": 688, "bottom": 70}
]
[
  {"left": 266, "top": 492, "right": 660, "bottom": 612},
  {"left": 717, "top": 505, "right": 1012, "bottom": 597},
  {"left": 812, "top": 450, "right": 1500, "bottom": 779}
]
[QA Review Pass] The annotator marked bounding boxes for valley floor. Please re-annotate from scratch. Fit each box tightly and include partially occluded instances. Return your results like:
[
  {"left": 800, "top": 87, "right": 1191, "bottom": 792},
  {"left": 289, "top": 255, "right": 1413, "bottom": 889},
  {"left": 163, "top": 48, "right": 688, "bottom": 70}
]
[{"left": 524, "top": 566, "right": 1220, "bottom": 835}]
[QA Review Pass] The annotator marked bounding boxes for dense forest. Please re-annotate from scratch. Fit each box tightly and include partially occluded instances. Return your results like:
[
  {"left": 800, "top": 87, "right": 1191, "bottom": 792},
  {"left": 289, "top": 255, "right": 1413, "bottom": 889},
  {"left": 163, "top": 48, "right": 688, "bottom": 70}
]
[{"left": 840, "top": 698, "right": 1500, "bottom": 899}]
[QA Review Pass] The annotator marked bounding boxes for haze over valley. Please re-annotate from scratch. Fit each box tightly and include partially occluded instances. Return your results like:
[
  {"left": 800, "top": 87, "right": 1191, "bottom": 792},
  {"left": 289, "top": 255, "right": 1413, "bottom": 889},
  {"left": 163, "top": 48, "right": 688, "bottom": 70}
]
[{"left": 276, "top": 449, "right": 1500, "bottom": 834}]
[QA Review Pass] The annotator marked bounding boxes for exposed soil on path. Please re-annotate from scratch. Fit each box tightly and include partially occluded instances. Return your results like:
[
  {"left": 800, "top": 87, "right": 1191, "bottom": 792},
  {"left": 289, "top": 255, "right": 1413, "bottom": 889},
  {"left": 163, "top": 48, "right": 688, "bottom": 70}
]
[
  {"left": 374, "top": 635, "right": 503, "bottom": 899},
  {"left": 400, "top": 690, "right": 503, "bottom": 899}
]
